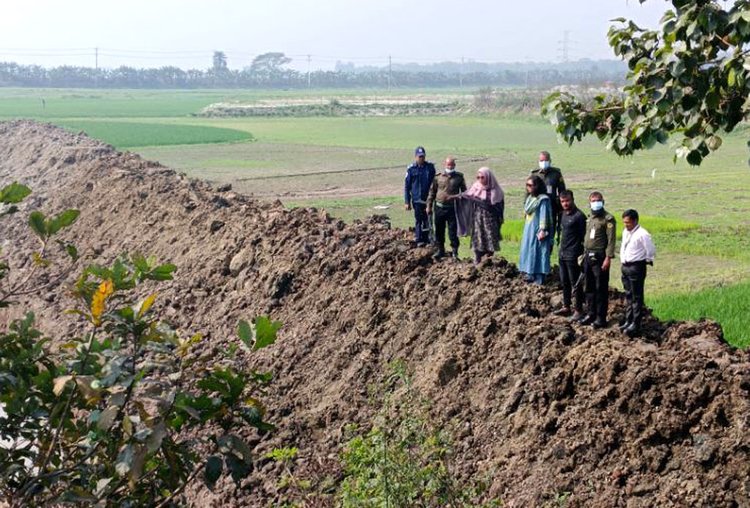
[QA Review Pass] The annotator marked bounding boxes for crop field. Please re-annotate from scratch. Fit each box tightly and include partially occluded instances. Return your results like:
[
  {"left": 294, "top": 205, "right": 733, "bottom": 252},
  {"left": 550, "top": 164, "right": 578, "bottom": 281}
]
[{"left": 1, "top": 87, "right": 748, "bottom": 345}]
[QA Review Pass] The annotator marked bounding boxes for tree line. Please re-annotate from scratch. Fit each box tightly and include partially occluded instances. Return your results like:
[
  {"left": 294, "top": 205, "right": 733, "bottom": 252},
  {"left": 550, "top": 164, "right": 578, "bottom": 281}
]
[{"left": 0, "top": 51, "right": 626, "bottom": 89}]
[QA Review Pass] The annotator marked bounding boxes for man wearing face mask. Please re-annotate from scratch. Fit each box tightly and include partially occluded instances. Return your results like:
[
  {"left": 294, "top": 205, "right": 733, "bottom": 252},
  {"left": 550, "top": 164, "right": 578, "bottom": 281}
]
[
  {"left": 530, "top": 150, "right": 566, "bottom": 248},
  {"left": 427, "top": 157, "right": 467, "bottom": 259},
  {"left": 578, "top": 191, "right": 616, "bottom": 329},
  {"left": 404, "top": 146, "right": 436, "bottom": 247}
]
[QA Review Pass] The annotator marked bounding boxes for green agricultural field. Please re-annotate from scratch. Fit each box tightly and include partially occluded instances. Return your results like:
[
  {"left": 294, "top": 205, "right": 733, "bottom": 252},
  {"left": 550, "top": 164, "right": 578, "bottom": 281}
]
[
  {"left": 1, "top": 87, "right": 747, "bottom": 345},
  {"left": 56, "top": 120, "right": 252, "bottom": 148}
]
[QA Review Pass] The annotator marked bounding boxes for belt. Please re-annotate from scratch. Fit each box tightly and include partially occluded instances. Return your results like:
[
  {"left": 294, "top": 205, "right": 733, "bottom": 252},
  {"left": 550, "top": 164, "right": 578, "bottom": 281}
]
[
  {"left": 435, "top": 201, "right": 454, "bottom": 208},
  {"left": 585, "top": 250, "right": 605, "bottom": 257},
  {"left": 622, "top": 260, "right": 647, "bottom": 267}
]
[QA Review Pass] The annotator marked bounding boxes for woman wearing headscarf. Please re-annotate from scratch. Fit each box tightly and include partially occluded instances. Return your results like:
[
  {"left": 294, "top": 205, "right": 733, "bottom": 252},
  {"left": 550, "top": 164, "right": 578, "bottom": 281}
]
[
  {"left": 452, "top": 167, "right": 504, "bottom": 264},
  {"left": 519, "top": 175, "right": 553, "bottom": 284}
]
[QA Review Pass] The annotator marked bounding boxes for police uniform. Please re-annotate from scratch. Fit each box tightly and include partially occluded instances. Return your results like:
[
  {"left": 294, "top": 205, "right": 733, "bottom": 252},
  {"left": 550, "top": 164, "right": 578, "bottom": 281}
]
[{"left": 581, "top": 210, "right": 616, "bottom": 326}]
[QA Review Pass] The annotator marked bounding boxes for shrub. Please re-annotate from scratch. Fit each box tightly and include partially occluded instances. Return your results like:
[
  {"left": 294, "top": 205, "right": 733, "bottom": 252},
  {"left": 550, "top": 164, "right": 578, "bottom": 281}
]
[
  {"left": 339, "top": 361, "right": 500, "bottom": 508},
  {"left": 0, "top": 182, "right": 278, "bottom": 506}
]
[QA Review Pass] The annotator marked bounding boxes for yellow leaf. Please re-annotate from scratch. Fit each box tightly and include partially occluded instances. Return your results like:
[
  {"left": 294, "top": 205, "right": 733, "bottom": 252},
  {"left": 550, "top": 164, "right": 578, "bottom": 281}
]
[
  {"left": 136, "top": 293, "right": 157, "bottom": 318},
  {"left": 90, "top": 279, "right": 114, "bottom": 327}
]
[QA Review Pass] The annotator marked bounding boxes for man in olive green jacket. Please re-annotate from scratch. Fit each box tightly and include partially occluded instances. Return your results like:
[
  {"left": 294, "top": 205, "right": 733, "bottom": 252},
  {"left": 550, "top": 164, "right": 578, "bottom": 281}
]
[{"left": 427, "top": 157, "right": 467, "bottom": 259}]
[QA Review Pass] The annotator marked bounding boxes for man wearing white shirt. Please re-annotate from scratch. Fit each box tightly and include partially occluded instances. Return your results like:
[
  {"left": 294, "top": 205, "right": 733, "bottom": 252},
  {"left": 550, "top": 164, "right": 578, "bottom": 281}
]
[{"left": 619, "top": 209, "right": 656, "bottom": 337}]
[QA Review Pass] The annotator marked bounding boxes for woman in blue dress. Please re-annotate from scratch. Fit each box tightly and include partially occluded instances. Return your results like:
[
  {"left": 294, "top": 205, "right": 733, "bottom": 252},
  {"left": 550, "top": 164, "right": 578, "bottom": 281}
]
[{"left": 519, "top": 175, "right": 552, "bottom": 284}]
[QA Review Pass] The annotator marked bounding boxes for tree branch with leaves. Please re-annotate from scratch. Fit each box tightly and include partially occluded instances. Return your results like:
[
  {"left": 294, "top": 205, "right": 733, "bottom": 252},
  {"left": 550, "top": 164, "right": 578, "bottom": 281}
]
[{"left": 542, "top": 0, "right": 750, "bottom": 165}]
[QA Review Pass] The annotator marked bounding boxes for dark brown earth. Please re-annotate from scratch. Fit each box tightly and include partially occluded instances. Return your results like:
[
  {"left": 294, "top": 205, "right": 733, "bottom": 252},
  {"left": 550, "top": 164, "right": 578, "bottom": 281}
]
[{"left": 2, "top": 120, "right": 750, "bottom": 507}]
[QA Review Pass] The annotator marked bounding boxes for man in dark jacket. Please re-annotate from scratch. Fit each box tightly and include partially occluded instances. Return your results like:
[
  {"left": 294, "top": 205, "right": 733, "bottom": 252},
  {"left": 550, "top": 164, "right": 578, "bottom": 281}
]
[
  {"left": 427, "top": 157, "right": 466, "bottom": 259},
  {"left": 554, "top": 190, "right": 586, "bottom": 319},
  {"left": 529, "top": 150, "right": 566, "bottom": 245},
  {"left": 404, "top": 146, "right": 436, "bottom": 246}
]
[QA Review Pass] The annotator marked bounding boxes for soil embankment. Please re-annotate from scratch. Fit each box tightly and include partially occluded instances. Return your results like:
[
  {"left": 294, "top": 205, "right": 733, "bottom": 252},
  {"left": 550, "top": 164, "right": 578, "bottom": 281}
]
[{"left": 1, "top": 120, "right": 749, "bottom": 507}]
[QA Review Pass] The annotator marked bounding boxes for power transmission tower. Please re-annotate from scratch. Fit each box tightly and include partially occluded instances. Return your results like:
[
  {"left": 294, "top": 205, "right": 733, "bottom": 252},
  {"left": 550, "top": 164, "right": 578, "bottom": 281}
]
[
  {"left": 95, "top": 47, "right": 99, "bottom": 70},
  {"left": 557, "top": 31, "right": 576, "bottom": 63},
  {"left": 459, "top": 56, "right": 464, "bottom": 88},
  {"left": 388, "top": 55, "right": 392, "bottom": 91},
  {"left": 307, "top": 54, "right": 311, "bottom": 88}
]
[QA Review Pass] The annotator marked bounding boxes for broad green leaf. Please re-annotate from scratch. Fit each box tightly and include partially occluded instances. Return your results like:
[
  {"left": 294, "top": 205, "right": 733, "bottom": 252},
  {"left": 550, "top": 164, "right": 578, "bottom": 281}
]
[
  {"left": 47, "top": 209, "right": 80, "bottom": 235},
  {"left": 0, "top": 182, "right": 31, "bottom": 204},
  {"left": 205, "top": 455, "right": 223, "bottom": 486},
  {"left": 253, "top": 316, "right": 281, "bottom": 350},
  {"left": 237, "top": 320, "right": 252, "bottom": 347},
  {"left": 149, "top": 264, "right": 176, "bottom": 281},
  {"left": 28, "top": 211, "right": 47, "bottom": 239}
]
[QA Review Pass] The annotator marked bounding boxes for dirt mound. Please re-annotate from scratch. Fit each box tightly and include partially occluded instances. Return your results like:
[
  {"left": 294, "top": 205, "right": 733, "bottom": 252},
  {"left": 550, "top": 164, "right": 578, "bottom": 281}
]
[{"left": 2, "top": 120, "right": 750, "bottom": 507}]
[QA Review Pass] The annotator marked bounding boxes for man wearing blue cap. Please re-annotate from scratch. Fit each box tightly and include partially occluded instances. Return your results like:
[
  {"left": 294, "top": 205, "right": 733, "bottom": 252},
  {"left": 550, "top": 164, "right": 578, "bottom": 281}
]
[{"left": 404, "top": 146, "right": 436, "bottom": 246}]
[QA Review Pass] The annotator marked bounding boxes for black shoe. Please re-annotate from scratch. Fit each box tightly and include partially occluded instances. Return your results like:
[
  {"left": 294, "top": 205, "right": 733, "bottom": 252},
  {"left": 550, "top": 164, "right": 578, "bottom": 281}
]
[
  {"left": 618, "top": 321, "right": 632, "bottom": 332},
  {"left": 592, "top": 320, "right": 607, "bottom": 329},
  {"left": 432, "top": 250, "right": 445, "bottom": 260},
  {"left": 578, "top": 315, "right": 595, "bottom": 325},
  {"left": 554, "top": 307, "right": 572, "bottom": 317},
  {"left": 569, "top": 311, "right": 584, "bottom": 322},
  {"left": 416, "top": 241, "right": 428, "bottom": 248},
  {"left": 450, "top": 250, "right": 459, "bottom": 259},
  {"left": 624, "top": 323, "right": 641, "bottom": 337}
]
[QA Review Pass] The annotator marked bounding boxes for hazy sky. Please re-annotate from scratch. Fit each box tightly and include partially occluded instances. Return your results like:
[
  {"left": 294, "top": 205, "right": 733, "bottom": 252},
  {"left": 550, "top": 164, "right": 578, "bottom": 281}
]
[{"left": 1, "top": 0, "right": 668, "bottom": 70}]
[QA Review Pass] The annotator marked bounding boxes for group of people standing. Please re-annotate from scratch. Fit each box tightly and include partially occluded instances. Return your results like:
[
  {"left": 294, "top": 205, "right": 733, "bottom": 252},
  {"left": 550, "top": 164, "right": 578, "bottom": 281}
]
[{"left": 404, "top": 147, "right": 656, "bottom": 337}]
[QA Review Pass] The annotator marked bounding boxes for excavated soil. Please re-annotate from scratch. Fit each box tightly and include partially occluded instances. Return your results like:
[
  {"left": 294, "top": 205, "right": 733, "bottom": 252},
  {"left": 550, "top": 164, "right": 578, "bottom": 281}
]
[{"left": 1, "top": 120, "right": 750, "bottom": 507}]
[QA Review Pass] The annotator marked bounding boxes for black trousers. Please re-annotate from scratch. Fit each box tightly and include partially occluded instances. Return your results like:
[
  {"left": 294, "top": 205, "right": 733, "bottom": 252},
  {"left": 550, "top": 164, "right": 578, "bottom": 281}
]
[
  {"left": 583, "top": 251, "right": 609, "bottom": 322},
  {"left": 434, "top": 205, "right": 458, "bottom": 253},
  {"left": 621, "top": 261, "right": 647, "bottom": 327},
  {"left": 559, "top": 258, "right": 583, "bottom": 311},
  {"left": 412, "top": 202, "right": 430, "bottom": 244}
]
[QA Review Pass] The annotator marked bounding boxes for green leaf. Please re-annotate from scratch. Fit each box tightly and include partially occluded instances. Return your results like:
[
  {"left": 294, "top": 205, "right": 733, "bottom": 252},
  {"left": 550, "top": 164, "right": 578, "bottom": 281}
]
[
  {"left": 237, "top": 320, "right": 252, "bottom": 347},
  {"left": 149, "top": 264, "right": 176, "bottom": 281},
  {"left": 205, "top": 455, "right": 223, "bottom": 486},
  {"left": 0, "top": 182, "right": 31, "bottom": 204},
  {"left": 28, "top": 211, "right": 47, "bottom": 239},
  {"left": 686, "top": 149, "right": 703, "bottom": 166},
  {"left": 47, "top": 209, "right": 80, "bottom": 235},
  {"left": 253, "top": 316, "right": 281, "bottom": 351},
  {"left": 728, "top": 67, "right": 737, "bottom": 87}
]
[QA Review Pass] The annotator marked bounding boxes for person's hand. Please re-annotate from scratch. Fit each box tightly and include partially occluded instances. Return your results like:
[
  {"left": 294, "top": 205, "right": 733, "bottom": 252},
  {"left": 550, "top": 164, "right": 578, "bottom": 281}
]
[
  {"left": 426, "top": 206, "right": 432, "bottom": 214},
  {"left": 602, "top": 256, "right": 611, "bottom": 271},
  {"left": 537, "top": 230, "right": 548, "bottom": 242},
  {"left": 405, "top": 203, "right": 411, "bottom": 211}
]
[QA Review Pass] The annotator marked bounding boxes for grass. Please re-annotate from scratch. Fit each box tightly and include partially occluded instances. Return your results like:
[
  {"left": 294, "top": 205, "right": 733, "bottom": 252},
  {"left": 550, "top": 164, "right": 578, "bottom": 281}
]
[
  {"left": 650, "top": 281, "right": 750, "bottom": 348},
  {"left": 1, "top": 87, "right": 749, "bottom": 346},
  {"left": 55, "top": 120, "right": 252, "bottom": 148},
  {"left": 0, "top": 87, "right": 473, "bottom": 119}
]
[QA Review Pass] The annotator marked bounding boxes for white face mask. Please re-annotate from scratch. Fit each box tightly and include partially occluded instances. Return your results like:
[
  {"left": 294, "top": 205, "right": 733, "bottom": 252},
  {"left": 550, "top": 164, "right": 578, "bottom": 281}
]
[
  {"left": 444, "top": 167, "right": 455, "bottom": 174},
  {"left": 590, "top": 200, "right": 604, "bottom": 212},
  {"left": 539, "top": 160, "right": 551, "bottom": 170}
]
